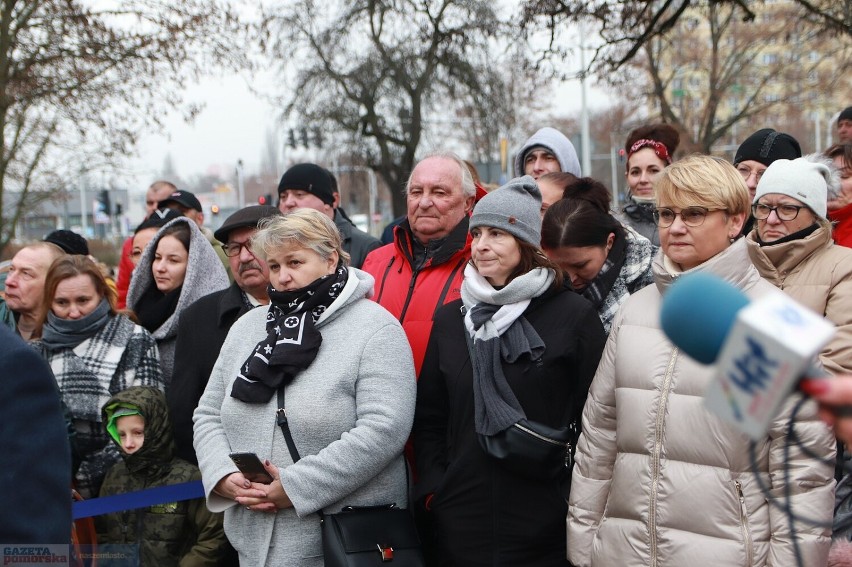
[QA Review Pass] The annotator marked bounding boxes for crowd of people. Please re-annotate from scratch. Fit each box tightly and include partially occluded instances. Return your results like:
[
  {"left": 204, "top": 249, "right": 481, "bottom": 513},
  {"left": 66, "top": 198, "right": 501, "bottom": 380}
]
[{"left": 1, "top": 105, "right": 852, "bottom": 567}]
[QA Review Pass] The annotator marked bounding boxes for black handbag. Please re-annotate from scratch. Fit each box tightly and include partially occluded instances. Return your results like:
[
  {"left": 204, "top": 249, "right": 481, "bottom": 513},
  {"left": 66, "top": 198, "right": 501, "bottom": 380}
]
[
  {"left": 477, "top": 417, "right": 578, "bottom": 481},
  {"left": 464, "top": 327, "right": 579, "bottom": 482},
  {"left": 276, "top": 388, "right": 425, "bottom": 566}
]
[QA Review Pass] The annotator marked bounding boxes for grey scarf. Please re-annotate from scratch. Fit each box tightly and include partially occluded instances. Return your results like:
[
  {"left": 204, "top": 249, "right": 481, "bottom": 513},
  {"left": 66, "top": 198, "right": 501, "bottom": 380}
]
[
  {"left": 461, "top": 264, "right": 554, "bottom": 435},
  {"left": 41, "top": 298, "right": 112, "bottom": 349}
]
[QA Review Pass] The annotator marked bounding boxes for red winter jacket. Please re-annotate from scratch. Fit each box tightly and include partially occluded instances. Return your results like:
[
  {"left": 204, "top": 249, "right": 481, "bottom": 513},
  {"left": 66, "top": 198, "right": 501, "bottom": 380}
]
[
  {"left": 362, "top": 217, "right": 471, "bottom": 377},
  {"left": 830, "top": 203, "right": 852, "bottom": 249}
]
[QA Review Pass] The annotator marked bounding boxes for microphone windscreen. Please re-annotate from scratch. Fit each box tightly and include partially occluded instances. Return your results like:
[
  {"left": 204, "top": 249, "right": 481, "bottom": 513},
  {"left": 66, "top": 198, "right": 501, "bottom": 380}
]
[{"left": 660, "top": 272, "right": 749, "bottom": 364}]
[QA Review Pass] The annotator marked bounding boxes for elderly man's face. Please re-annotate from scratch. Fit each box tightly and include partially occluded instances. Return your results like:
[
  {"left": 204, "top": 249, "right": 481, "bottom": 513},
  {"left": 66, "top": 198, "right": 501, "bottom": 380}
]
[
  {"left": 225, "top": 226, "right": 270, "bottom": 298},
  {"left": 5, "top": 246, "right": 56, "bottom": 316},
  {"left": 406, "top": 157, "right": 474, "bottom": 243}
]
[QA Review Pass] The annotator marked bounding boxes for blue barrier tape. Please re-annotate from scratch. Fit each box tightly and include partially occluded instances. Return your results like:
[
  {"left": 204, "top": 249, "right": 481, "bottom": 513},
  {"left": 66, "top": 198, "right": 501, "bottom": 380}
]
[{"left": 73, "top": 480, "right": 205, "bottom": 519}]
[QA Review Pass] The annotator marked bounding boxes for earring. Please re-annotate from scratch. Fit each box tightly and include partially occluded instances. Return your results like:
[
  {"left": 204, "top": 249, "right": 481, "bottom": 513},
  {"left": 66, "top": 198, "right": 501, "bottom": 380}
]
[{"left": 728, "top": 235, "right": 736, "bottom": 243}]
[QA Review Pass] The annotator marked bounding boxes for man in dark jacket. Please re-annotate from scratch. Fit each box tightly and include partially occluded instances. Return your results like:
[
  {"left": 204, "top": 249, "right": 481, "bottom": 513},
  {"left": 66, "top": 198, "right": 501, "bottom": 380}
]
[
  {"left": 168, "top": 205, "right": 281, "bottom": 465},
  {"left": 0, "top": 324, "right": 71, "bottom": 545},
  {"left": 277, "top": 163, "right": 381, "bottom": 268}
]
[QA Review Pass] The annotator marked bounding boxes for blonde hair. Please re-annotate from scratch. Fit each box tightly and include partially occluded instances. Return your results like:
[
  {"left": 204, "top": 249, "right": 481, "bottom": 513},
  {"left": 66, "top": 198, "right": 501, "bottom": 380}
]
[
  {"left": 655, "top": 154, "right": 750, "bottom": 216},
  {"left": 251, "top": 209, "right": 350, "bottom": 265}
]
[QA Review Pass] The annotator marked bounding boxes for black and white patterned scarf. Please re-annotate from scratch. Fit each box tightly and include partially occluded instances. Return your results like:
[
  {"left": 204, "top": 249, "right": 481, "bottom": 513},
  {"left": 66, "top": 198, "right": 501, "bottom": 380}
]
[
  {"left": 581, "top": 232, "right": 627, "bottom": 310},
  {"left": 230, "top": 264, "right": 348, "bottom": 403}
]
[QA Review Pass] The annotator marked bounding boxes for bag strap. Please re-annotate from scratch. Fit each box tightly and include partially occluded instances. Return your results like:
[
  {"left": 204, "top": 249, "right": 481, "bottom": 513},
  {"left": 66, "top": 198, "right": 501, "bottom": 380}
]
[
  {"left": 461, "top": 305, "right": 577, "bottom": 432},
  {"left": 277, "top": 386, "right": 302, "bottom": 463},
  {"left": 276, "top": 385, "right": 412, "bottom": 515}
]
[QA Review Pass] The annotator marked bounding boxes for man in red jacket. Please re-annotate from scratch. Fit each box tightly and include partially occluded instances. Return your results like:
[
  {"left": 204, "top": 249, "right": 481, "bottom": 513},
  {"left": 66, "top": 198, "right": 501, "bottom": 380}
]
[{"left": 362, "top": 152, "right": 475, "bottom": 376}]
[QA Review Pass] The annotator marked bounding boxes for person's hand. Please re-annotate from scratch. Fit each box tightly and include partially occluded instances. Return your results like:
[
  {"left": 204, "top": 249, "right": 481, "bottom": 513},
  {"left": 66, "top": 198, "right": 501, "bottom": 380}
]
[
  {"left": 213, "top": 472, "right": 252, "bottom": 500},
  {"left": 234, "top": 460, "right": 293, "bottom": 513},
  {"left": 800, "top": 377, "right": 852, "bottom": 446}
]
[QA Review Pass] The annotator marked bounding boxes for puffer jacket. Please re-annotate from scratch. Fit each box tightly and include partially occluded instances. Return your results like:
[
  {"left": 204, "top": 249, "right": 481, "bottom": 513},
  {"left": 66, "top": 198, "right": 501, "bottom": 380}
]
[
  {"left": 361, "top": 217, "right": 470, "bottom": 375},
  {"left": 567, "top": 239, "right": 835, "bottom": 567},
  {"left": 99, "top": 386, "right": 226, "bottom": 567},
  {"left": 126, "top": 217, "right": 229, "bottom": 386},
  {"left": 746, "top": 223, "right": 852, "bottom": 374}
]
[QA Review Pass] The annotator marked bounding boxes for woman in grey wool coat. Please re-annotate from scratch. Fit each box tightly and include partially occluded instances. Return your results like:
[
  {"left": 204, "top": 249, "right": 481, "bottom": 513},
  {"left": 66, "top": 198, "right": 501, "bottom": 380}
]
[{"left": 193, "top": 209, "right": 416, "bottom": 566}]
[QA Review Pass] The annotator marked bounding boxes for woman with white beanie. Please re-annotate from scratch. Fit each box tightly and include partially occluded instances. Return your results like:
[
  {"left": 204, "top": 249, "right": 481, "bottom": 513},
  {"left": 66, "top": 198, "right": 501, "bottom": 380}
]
[
  {"left": 745, "top": 155, "right": 852, "bottom": 375},
  {"left": 414, "top": 176, "right": 606, "bottom": 565}
]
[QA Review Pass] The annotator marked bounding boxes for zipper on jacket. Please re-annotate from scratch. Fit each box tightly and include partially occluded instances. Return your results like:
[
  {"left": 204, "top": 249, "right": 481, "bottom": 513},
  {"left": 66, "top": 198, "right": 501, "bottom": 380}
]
[
  {"left": 735, "top": 480, "right": 754, "bottom": 565},
  {"left": 397, "top": 268, "right": 421, "bottom": 323},
  {"left": 649, "top": 347, "right": 678, "bottom": 567},
  {"left": 514, "top": 423, "right": 566, "bottom": 446},
  {"left": 374, "top": 256, "right": 395, "bottom": 305}
]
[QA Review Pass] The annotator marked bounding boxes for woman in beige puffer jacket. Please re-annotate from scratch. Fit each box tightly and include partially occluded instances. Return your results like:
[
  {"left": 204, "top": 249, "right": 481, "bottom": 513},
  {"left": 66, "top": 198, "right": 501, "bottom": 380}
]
[
  {"left": 745, "top": 155, "right": 852, "bottom": 375},
  {"left": 567, "top": 155, "right": 835, "bottom": 567}
]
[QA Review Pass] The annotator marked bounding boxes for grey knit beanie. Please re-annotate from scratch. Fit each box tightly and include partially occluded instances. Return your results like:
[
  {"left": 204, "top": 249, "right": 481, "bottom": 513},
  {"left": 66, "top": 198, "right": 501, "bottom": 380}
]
[
  {"left": 470, "top": 175, "right": 542, "bottom": 246},
  {"left": 754, "top": 157, "right": 831, "bottom": 219}
]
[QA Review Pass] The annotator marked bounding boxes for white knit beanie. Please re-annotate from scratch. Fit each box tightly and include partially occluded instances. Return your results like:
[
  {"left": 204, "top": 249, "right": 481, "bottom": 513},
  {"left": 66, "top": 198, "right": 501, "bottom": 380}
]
[{"left": 753, "top": 157, "right": 831, "bottom": 219}]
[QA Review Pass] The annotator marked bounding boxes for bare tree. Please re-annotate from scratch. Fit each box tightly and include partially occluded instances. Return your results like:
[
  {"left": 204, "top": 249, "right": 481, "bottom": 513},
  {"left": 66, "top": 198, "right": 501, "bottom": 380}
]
[
  {"left": 622, "top": 2, "right": 852, "bottom": 153},
  {"left": 521, "top": 0, "right": 850, "bottom": 70},
  {"left": 0, "top": 0, "right": 247, "bottom": 249},
  {"left": 262, "top": 0, "right": 510, "bottom": 216}
]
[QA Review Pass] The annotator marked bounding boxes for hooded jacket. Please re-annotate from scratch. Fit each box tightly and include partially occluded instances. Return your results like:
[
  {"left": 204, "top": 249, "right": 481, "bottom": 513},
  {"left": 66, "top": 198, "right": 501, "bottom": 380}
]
[
  {"left": 567, "top": 239, "right": 835, "bottom": 567},
  {"left": 126, "top": 217, "right": 229, "bottom": 386},
  {"left": 361, "top": 217, "right": 471, "bottom": 376},
  {"left": 99, "top": 386, "right": 226, "bottom": 567},
  {"left": 513, "top": 127, "right": 581, "bottom": 177},
  {"left": 194, "top": 268, "right": 416, "bottom": 567}
]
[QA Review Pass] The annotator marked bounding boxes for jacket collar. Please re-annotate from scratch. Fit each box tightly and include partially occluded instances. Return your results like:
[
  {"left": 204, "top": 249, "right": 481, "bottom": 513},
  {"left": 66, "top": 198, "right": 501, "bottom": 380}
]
[
  {"left": 217, "top": 283, "right": 252, "bottom": 328},
  {"left": 652, "top": 238, "right": 761, "bottom": 295},
  {"left": 395, "top": 215, "right": 471, "bottom": 269},
  {"left": 745, "top": 224, "right": 832, "bottom": 284}
]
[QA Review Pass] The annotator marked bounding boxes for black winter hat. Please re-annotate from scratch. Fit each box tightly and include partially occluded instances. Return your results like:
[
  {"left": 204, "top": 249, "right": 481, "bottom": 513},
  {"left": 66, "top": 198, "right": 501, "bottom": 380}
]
[
  {"left": 734, "top": 128, "right": 802, "bottom": 167},
  {"left": 277, "top": 163, "right": 335, "bottom": 206},
  {"left": 43, "top": 229, "right": 89, "bottom": 255},
  {"left": 214, "top": 205, "right": 282, "bottom": 243},
  {"left": 839, "top": 106, "right": 852, "bottom": 124}
]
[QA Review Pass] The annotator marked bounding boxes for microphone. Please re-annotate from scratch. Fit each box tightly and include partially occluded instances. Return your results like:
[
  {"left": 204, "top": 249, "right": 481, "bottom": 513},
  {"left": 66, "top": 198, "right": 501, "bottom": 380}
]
[{"left": 660, "top": 272, "right": 835, "bottom": 439}]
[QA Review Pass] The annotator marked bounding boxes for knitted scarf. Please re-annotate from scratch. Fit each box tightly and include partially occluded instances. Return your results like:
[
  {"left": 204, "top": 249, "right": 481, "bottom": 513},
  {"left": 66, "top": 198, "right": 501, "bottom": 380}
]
[
  {"left": 461, "top": 264, "right": 554, "bottom": 436},
  {"left": 580, "top": 232, "right": 627, "bottom": 311},
  {"left": 134, "top": 285, "right": 182, "bottom": 334},
  {"left": 230, "top": 264, "right": 348, "bottom": 403},
  {"left": 41, "top": 298, "right": 112, "bottom": 349}
]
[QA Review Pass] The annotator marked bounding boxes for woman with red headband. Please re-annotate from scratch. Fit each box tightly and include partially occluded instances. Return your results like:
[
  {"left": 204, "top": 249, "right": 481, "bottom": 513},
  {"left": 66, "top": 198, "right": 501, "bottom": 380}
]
[{"left": 618, "top": 124, "right": 680, "bottom": 246}]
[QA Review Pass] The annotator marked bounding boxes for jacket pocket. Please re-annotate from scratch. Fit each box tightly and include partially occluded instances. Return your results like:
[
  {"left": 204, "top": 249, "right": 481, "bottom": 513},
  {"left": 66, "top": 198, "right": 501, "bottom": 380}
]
[{"left": 734, "top": 480, "right": 754, "bottom": 566}]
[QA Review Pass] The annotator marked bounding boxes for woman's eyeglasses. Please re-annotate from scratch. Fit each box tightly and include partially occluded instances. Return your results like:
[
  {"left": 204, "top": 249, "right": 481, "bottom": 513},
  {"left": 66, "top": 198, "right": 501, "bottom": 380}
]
[
  {"left": 653, "top": 206, "right": 720, "bottom": 228},
  {"left": 752, "top": 203, "right": 805, "bottom": 221}
]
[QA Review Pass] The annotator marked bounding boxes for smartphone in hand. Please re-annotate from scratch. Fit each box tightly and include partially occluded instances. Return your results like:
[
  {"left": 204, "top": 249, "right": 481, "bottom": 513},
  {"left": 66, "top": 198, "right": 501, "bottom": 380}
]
[{"left": 229, "top": 452, "right": 274, "bottom": 484}]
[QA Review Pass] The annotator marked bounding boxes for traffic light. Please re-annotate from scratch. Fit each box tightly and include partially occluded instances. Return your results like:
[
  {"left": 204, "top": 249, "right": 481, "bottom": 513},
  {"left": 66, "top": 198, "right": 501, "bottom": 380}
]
[
  {"left": 314, "top": 128, "right": 323, "bottom": 149},
  {"left": 287, "top": 129, "right": 297, "bottom": 149},
  {"left": 300, "top": 128, "right": 309, "bottom": 148},
  {"left": 97, "top": 189, "right": 111, "bottom": 216},
  {"left": 258, "top": 194, "right": 273, "bottom": 206}
]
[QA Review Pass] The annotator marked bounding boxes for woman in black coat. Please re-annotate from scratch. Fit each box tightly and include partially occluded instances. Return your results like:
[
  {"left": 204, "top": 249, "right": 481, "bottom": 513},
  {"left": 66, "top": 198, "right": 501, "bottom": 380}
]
[{"left": 414, "top": 176, "right": 607, "bottom": 566}]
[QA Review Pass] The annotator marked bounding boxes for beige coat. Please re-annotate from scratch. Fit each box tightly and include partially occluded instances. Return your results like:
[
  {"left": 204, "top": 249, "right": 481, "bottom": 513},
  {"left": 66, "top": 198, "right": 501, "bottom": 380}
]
[
  {"left": 746, "top": 224, "right": 852, "bottom": 374},
  {"left": 567, "top": 239, "right": 835, "bottom": 567}
]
